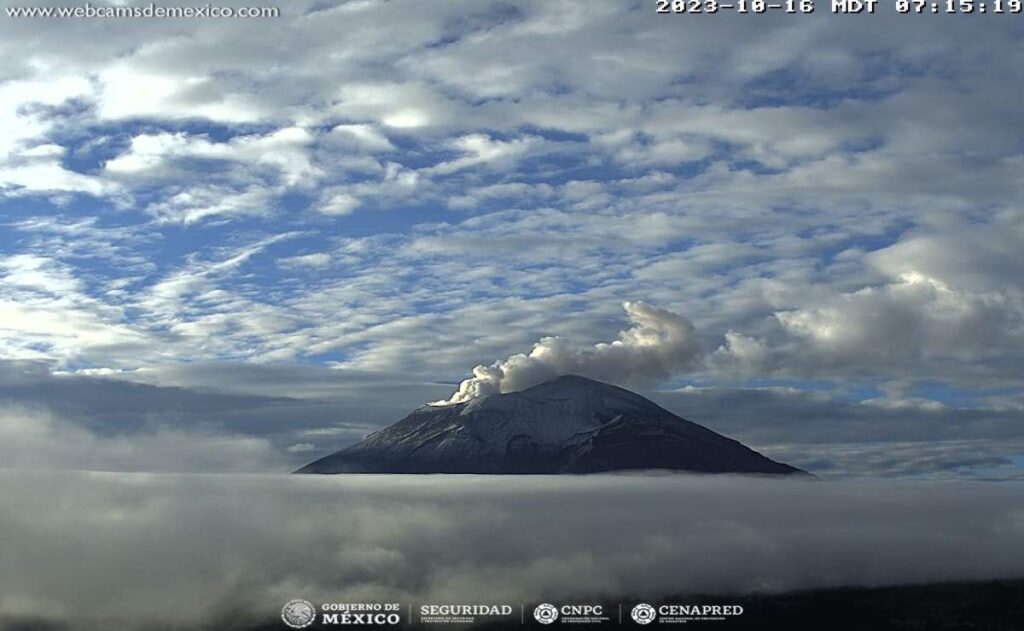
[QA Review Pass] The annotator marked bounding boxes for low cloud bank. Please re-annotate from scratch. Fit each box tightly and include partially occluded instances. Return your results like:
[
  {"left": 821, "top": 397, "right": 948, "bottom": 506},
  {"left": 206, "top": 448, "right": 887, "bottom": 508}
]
[
  {"left": 1, "top": 472, "right": 1023, "bottom": 630},
  {"left": 442, "top": 301, "right": 701, "bottom": 404},
  {"left": 3, "top": 360, "right": 1023, "bottom": 478},
  {"left": 0, "top": 405, "right": 291, "bottom": 473}
]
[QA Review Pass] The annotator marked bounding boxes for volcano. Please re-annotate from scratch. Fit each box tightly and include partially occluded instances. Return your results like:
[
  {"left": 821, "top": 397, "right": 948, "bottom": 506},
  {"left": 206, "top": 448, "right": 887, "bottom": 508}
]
[{"left": 296, "top": 375, "right": 805, "bottom": 475}]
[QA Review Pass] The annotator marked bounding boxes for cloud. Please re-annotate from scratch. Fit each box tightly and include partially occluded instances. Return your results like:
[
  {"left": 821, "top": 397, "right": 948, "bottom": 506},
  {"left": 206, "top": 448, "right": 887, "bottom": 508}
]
[
  {"left": 318, "top": 191, "right": 361, "bottom": 216},
  {"left": 650, "top": 385, "right": 1024, "bottom": 445},
  {"left": 709, "top": 237, "right": 1024, "bottom": 386},
  {"left": 132, "top": 232, "right": 306, "bottom": 357},
  {"left": 646, "top": 385, "right": 1024, "bottom": 479},
  {"left": 774, "top": 271, "right": 1022, "bottom": 366},
  {"left": 443, "top": 301, "right": 701, "bottom": 403},
  {"left": 277, "top": 252, "right": 332, "bottom": 269},
  {"left": 145, "top": 183, "right": 279, "bottom": 224},
  {"left": 0, "top": 0, "right": 1021, "bottom": 480},
  {"left": 2, "top": 472, "right": 1024, "bottom": 630},
  {"left": 425, "top": 134, "right": 544, "bottom": 175},
  {"left": 95, "top": 61, "right": 267, "bottom": 123},
  {"left": 326, "top": 124, "right": 396, "bottom": 153},
  {"left": 333, "top": 81, "right": 463, "bottom": 130},
  {"left": 0, "top": 159, "right": 115, "bottom": 197},
  {"left": 0, "top": 360, "right": 450, "bottom": 471},
  {"left": 0, "top": 254, "right": 155, "bottom": 363},
  {"left": 3, "top": 359, "right": 1020, "bottom": 479},
  {"left": 104, "top": 126, "right": 318, "bottom": 187},
  {"left": 765, "top": 439, "right": 1024, "bottom": 480},
  {"left": 0, "top": 74, "right": 91, "bottom": 160},
  {"left": 0, "top": 405, "right": 287, "bottom": 473}
]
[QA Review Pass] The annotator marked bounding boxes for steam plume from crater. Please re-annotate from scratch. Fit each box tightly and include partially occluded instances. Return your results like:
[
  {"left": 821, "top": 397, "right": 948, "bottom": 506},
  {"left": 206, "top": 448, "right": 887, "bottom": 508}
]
[{"left": 440, "top": 301, "right": 701, "bottom": 404}]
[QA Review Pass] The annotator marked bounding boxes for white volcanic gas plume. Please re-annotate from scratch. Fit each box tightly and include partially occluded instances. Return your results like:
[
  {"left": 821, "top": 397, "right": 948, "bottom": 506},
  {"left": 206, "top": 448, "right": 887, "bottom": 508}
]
[{"left": 441, "top": 301, "right": 701, "bottom": 404}]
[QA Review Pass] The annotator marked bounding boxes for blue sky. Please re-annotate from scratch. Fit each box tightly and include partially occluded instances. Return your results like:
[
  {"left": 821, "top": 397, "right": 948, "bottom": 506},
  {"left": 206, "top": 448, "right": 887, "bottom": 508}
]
[{"left": 0, "top": 0, "right": 1022, "bottom": 478}]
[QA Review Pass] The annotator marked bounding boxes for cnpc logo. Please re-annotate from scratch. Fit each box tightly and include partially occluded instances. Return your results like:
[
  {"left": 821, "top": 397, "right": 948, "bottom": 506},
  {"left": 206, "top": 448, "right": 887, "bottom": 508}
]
[
  {"left": 533, "top": 603, "right": 559, "bottom": 624},
  {"left": 533, "top": 603, "right": 605, "bottom": 624}
]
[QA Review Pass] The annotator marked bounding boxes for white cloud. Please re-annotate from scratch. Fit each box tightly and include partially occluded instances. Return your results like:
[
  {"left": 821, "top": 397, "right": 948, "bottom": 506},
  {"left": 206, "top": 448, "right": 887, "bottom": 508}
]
[
  {"left": 327, "top": 123, "right": 395, "bottom": 152},
  {"left": 0, "top": 255, "right": 154, "bottom": 364},
  {"left": 278, "top": 253, "right": 332, "bottom": 269},
  {"left": 96, "top": 62, "right": 266, "bottom": 123},
  {"left": 17, "top": 143, "right": 66, "bottom": 158},
  {"left": 145, "top": 184, "right": 277, "bottom": 224},
  {"left": 0, "top": 160, "right": 114, "bottom": 197},
  {"left": 0, "top": 405, "right": 286, "bottom": 472},
  {"left": 318, "top": 191, "right": 361, "bottom": 216},
  {"left": 334, "top": 82, "right": 458, "bottom": 130},
  {"left": 2, "top": 473, "right": 1024, "bottom": 629},
  {"left": 138, "top": 232, "right": 301, "bottom": 326},
  {"left": 708, "top": 268, "right": 1024, "bottom": 384},
  {"left": 426, "top": 133, "right": 543, "bottom": 175},
  {"left": 105, "top": 126, "right": 318, "bottom": 187},
  {"left": 103, "top": 132, "right": 192, "bottom": 174},
  {"left": 0, "top": 0, "right": 1020, "bottom": 474},
  {"left": 0, "top": 75, "right": 91, "bottom": 160}
]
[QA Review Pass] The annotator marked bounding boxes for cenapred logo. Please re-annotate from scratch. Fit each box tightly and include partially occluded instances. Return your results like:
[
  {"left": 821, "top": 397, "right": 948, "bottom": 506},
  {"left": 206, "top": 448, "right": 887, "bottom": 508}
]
[
  {"left": 534, "top": 603, "right": 559, "bottom": 624},
  {"left": 281, "top": 599, "right": 317, "bottom": 629},
  {"left": 635, "top": 603, "right": 744, "bottom": 625},
  {"left": 631, "top": 603, "right": 657, "bottom": 625}
]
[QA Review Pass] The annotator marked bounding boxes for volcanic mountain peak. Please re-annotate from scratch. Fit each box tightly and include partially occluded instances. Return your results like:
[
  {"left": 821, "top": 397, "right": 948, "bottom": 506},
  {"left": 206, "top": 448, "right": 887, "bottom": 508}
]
[{"left": 297, "top": 375, "right": 805, "bottom": 475}]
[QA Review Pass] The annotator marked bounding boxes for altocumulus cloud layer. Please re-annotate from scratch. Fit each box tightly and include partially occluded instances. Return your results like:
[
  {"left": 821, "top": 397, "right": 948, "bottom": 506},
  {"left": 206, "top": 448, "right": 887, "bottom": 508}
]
[
  {"left": 1, "top": 473, "right": 1023, "bottom": 630},
  {"left": 0, "top": 0, "right": 1023, "bottom": 478}
]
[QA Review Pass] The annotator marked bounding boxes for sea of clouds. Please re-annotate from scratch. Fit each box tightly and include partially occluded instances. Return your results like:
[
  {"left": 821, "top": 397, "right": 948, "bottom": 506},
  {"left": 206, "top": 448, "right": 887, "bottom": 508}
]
[{"left": 0, "top": 472, "right": 1022, "bottom": 629}]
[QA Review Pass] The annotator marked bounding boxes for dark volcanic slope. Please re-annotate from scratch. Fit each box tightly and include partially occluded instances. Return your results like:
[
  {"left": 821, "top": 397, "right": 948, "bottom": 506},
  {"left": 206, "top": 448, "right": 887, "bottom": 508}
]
[{"left": 297, "top": 375, "right": 804, "bottom": 475}]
